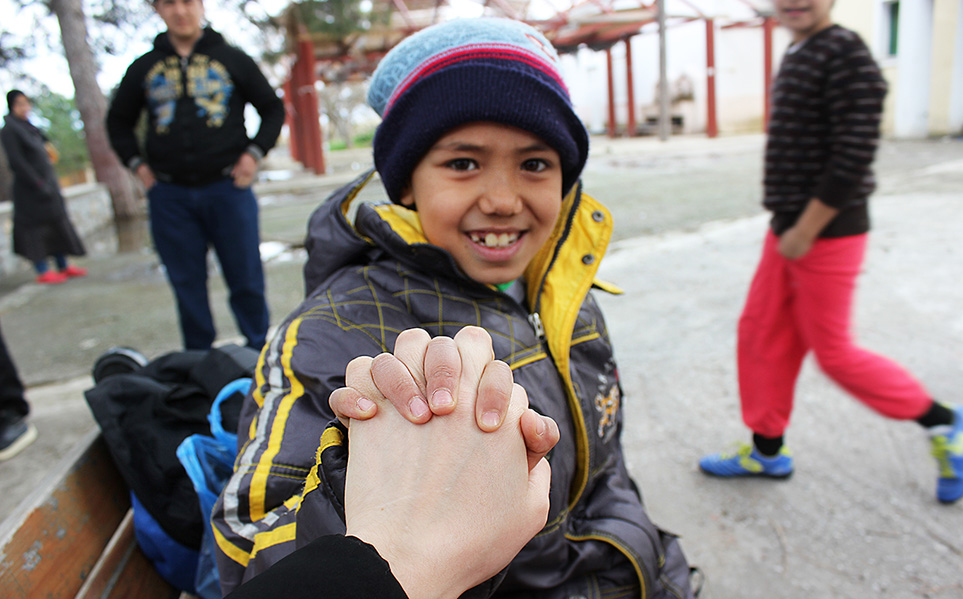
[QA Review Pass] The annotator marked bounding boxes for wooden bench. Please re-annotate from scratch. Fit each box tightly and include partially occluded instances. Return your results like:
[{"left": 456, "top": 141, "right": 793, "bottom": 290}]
[{"left": 0, "top": 429, "right": 187, "bottom": 599}]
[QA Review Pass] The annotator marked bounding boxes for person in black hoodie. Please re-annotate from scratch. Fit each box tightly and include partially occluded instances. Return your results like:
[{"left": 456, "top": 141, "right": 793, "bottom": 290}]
[{"left": 106, "top": 0, "right": 284, "bottom": 351}]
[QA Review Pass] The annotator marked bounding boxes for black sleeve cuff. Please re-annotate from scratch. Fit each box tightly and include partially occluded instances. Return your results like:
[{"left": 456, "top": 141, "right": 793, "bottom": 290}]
[{"left": 225, "top": 535, "right": 408, "bottom": 599}]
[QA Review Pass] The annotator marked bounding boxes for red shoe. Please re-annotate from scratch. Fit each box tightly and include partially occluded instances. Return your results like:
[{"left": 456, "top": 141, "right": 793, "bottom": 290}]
[
  {"left": 36, "top": 271, "right": 68, "bottom": 284},
  {"left": 60, "top": 265, "right": 88, "bottom": 278}
]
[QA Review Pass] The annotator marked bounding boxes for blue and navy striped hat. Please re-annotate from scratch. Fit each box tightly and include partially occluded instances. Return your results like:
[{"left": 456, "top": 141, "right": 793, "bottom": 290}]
[{"left": 367, "top": 18, "right": 589, "bottom": 204}]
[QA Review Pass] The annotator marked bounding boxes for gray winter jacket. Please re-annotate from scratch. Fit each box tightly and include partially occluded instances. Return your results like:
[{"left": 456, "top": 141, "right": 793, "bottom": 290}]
[{"left": 212, "top": 171, "right": 694, "bottom": 598}]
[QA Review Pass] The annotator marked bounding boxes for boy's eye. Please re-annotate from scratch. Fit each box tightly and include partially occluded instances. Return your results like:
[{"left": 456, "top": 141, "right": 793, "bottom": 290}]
[
  {"left": 446, "top": 158, "right": 478, "bottom": 171},
  {"left": 521, "top": 158, "right": 550, "bottom": 172}
]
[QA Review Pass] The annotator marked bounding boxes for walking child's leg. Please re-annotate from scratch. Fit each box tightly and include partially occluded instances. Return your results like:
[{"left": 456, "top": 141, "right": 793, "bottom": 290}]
[
  {"left": 790, "top": 234, "right": 931, "bottom": 419},
  {"left": 700, "top": 231, "right": 800, "bottom": 478},
  {"left": 791, "top": 234, "right": 962, "bottom": 502},
  {"left": 738, "top": 231, "right": 808, "bottom": 439}
]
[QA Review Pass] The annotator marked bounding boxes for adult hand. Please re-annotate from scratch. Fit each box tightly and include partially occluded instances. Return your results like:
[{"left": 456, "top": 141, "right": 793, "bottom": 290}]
[
  {"left": 343, "top": 347, "right": 553, "bottom": 599},
  {"left": 232, "top": 152, "right": 259, "bottom": 188},
  {"left": 135, "top": 163, "right": 157, "bottom": 190},
  {"left": 330, "top": 326, "right": 559, "bottom": 468},
  {"left": 778, "top": 225, "right": 815, "bottom": 260}
]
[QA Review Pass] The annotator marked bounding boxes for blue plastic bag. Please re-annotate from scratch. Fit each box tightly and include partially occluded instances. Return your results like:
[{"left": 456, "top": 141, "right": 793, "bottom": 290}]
[{"left": 177, "top": 377, "right": 251, "bottom": 599}]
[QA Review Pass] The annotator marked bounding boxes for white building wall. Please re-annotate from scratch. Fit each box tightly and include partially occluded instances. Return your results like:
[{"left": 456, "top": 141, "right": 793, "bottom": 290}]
[
  {"left": 948, "top": 0, "right": 963, "bottom": 133},
  {"left": 559, "top": 18, "right": 790, "bottom": 136},
  {"left": 893, "top": 0, "right": 934, "bottom": 137},
  {"left": 558, "top": 0, "right": 963, "bottom": 139}
]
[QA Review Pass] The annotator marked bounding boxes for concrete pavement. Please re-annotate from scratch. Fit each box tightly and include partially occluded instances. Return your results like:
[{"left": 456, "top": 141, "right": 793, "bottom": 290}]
[{"left": 1, "top": 134, "right": 962, "bottom": 597}]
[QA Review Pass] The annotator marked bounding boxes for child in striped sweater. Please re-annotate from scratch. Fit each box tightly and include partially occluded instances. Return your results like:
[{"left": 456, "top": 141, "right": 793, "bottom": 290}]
[{"left": 699, "top": 0, "right": 963, "bottom": 505}]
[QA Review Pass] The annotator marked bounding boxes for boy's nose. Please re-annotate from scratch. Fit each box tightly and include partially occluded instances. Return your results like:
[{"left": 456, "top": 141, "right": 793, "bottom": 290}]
[{"left": 479, "top": 175, "right": 522, "bottom": 216}]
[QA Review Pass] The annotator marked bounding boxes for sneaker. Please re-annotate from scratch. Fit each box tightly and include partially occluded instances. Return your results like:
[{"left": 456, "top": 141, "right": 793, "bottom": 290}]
[
  {"left": 36, "top": 271, "right": 68, "bottom": 284},
  {"left": 930, "top": 405, "right": 963, "bottom": 504},
  {"left": 0, "top": 413, "right": 38, "bottom": 461},
  {"left": 699, "top": 443, "right": 794, "bottom": 479},
  {"left": 60, "top": 265, "right": 87, "bottom": 278}
]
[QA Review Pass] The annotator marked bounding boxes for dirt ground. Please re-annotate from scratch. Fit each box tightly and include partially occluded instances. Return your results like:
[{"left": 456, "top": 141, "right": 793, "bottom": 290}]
[{"left": 1, "top": 134, "right": 962, "bottom": 598}]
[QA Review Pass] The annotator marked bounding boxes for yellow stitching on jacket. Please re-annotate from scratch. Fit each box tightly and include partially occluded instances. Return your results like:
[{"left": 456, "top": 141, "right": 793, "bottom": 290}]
[
  {"left": 509, "top": 351, "right": 548, "bottom": 370},
  {"left": 214, "top": 520, "right": 253, "bottom": 566},
  {"left": 566, "top": 532, "right": 648, "bottom": 599},
  {"left": 298, "top": 427, "right": 345, "bottom": 514},
  {"left": 251, "top": 342, "right": 267, "bottom": 408},
  {"left": 249, "top": 522, "right": 298, "bottom": 562},
  {"left": 538, "top": 193, "right": 612, "bottom": 509},
  {"left": 250, "top": 318, "right": 304, "bottom": 520}
]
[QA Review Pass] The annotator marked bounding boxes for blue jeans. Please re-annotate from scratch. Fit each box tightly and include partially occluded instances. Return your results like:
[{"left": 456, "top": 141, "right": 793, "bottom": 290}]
[
  {"left": 148, "top": 179, "right": 269, "bottom": 350},
  {"left": 34, "top": 254, "right": 67, "bottom": 274}
]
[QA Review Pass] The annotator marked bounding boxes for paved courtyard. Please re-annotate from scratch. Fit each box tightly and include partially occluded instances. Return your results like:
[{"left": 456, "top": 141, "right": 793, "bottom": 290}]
[{"left": 1, "top": 133, "right": 962, "bottom": 598}]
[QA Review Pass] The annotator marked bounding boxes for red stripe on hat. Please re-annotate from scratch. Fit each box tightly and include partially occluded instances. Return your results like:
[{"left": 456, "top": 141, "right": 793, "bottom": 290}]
[{"left": 384, "top": 43, "right": 568, "bottom": 115}]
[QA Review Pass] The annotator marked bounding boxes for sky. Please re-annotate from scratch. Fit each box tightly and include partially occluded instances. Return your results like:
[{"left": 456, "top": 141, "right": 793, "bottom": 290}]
[
  {"left": 0, "top": 0, "right": 289, "bottom": 97},
  {"left": 0, "top": 0, "right": 764, "bottom": 99}
]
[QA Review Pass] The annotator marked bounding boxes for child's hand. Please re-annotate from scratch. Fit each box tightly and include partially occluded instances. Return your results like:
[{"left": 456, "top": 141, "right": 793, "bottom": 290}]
[
  {"left": 329, "top": 326, "right": 559, "bottom": 470},
  {"left": 343, "top": 345, "right": 553, "bottom": 599},
  {"left": 331, "top": 326, "right": 505, "bottom": 429},
  {"left": 778, "top": 225, "right": 815, "bottom": 260}
]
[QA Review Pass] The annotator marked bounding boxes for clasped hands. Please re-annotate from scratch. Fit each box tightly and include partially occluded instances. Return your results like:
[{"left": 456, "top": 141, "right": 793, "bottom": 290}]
[{"left": 329, "top": 326, "right": 560, "bottom": 599}]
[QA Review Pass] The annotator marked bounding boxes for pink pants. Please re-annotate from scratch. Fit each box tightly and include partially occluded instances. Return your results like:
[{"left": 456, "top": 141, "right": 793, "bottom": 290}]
[{"left": 738, "top": 231, "right": 931, "bottom": 437}]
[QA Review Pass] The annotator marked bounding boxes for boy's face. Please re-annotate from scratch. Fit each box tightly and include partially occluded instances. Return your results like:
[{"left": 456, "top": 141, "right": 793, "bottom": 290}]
[
  {"left": 401, "top": 122, "right": 564, "bottom": 285},
  {"left": 773, "top": 0, "right": 834, "bottom": 41},
  {"left": 154, "top": 0, "right": 204, "bottom": 44}
]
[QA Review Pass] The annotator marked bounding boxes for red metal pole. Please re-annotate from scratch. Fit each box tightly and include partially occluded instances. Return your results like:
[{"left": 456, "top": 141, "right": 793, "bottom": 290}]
[
  {"left": 295, "top": 54, "right": 313, "bottom": 172},
  {"left": 291, "top": 53, "right": 307, "bottom": 166},
  {"left": 297, "top": 39, "right": 326, "bottom": 174},
  {"left": 624, "top": 36, "right": 636, "bottom": 137},
  {"left": 705, "top": 19, "right": 718, "bottom": 138},
  {"left": 283, "top": 78, "right": 300, "bottom": 163},
  {"left": 763, "top": 16, "right": 774, "bottom": 131},
  {"left": 606, "top": 47, "right": 616, "bottom": 138}
]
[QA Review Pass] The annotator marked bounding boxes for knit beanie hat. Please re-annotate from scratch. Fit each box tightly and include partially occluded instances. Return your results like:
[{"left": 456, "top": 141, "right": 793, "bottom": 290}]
[{"left": 367, "top": 18, "right": 589, "bottom": 204}]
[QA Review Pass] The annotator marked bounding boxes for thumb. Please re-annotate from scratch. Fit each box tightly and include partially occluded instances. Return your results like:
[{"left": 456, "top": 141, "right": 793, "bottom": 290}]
[{"left": 525, "top": 458, "right": 552, "bottom": 533}]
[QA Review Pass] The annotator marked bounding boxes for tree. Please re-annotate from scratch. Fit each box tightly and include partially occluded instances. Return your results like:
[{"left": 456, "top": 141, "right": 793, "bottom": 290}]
[
  {"left": 319, "top": 81, "right": 369, "bottom": 149},
  {"left": 286, "top": 0, "right": 391, "bottom": 149},
  {"left": 32, "top": 89, "right": 90, "bottom": 178},
  {"left": 48, "top": 0, "right": 139, "bottom": 220}
]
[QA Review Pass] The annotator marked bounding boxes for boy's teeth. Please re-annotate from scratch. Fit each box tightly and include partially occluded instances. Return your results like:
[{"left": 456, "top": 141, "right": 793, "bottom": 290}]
[{"left": 471, "top": 232, "right": 519, "bottom": 248}]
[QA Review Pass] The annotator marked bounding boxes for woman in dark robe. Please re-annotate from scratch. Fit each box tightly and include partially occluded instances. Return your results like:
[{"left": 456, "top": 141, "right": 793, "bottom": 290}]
[{"left": 1, "top": 90, "right": 86, "bottom": 284}]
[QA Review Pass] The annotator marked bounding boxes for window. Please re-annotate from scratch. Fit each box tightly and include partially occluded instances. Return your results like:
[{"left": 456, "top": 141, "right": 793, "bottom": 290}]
[{"left": 884, "top": 0, "right": 900, "bottom": 56}]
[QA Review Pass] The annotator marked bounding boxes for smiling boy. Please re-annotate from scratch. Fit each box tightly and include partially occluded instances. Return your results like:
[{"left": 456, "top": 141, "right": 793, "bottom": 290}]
[{"left": 213, "top": 18, "right": 695, "bottom": 599}]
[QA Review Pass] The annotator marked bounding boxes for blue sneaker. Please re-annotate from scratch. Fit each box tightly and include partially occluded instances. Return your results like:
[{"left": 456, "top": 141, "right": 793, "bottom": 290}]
[
  {"left": 699, "top": 443, "right": 794, "bottom": 479},
  {"left": 931, "top": 405, "right": 963, "bottom": 504}
]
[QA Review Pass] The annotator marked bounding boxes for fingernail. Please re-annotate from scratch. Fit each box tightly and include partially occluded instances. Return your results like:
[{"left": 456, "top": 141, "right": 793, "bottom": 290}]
[
  {"left": 482, "top": 410, "right": 500, "bottom": 429},
  {"left": 357, "top": 396, "right": 375, "bottom": 413},
  {"left": 430, "top": 389, "right": 454, "bottom": 410},
  {"left": 535, "top": 415, "right": 547, "bottom": 437},
  {"left": 409, "top": 398, "right": 430, "bottom": 419}
]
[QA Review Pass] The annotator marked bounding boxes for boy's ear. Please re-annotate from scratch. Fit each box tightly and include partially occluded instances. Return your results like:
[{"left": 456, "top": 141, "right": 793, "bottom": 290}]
[{"left": 399, "top": 185, "right": 415, "bottom": 207}]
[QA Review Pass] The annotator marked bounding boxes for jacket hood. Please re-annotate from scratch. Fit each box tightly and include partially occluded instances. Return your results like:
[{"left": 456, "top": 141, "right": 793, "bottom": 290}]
[
  {"left": 152, "top": 26, "right": 224, "bottom": 54},
  {"left": 303, "top": 170, "right": 473, "bottom": 296}
]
